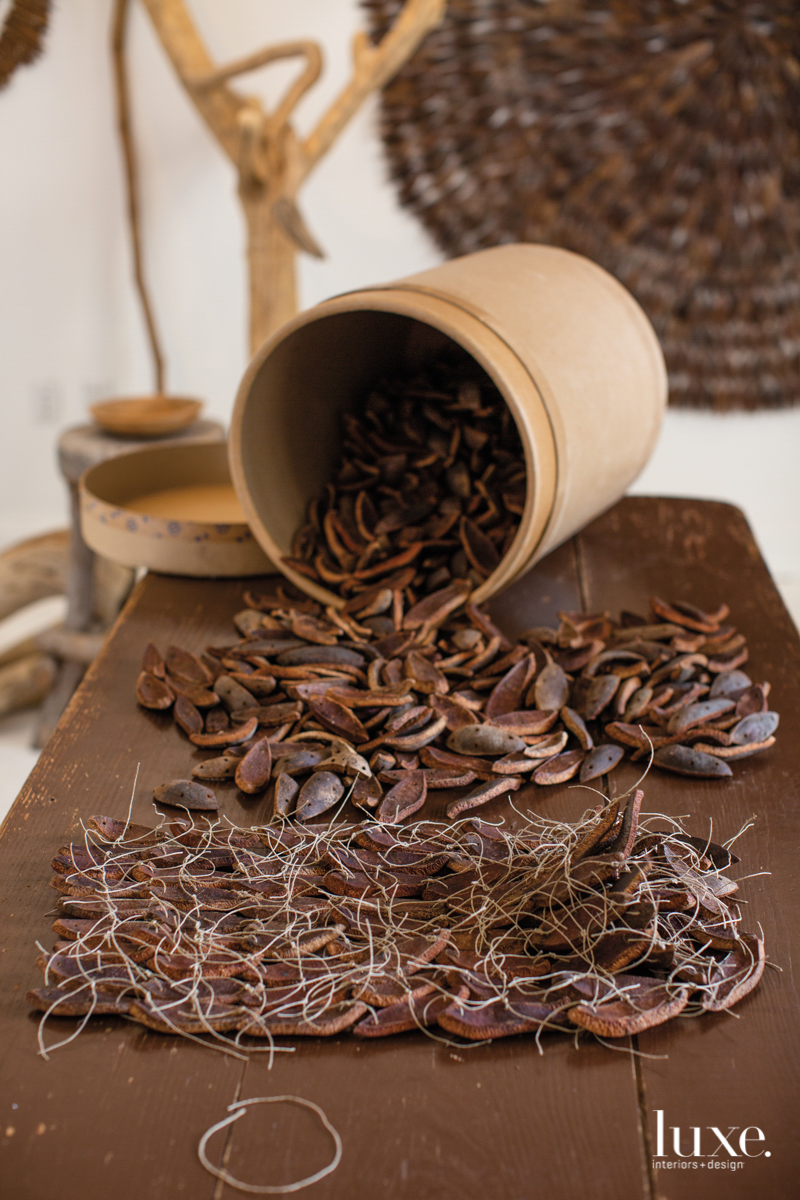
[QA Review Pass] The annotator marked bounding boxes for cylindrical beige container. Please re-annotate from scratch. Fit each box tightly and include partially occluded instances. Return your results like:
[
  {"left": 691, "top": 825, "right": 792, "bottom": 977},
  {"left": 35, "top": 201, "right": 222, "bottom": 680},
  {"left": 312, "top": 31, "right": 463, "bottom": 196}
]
[{"left": 230, "top": 244, "right": 667, "bottom": 605}]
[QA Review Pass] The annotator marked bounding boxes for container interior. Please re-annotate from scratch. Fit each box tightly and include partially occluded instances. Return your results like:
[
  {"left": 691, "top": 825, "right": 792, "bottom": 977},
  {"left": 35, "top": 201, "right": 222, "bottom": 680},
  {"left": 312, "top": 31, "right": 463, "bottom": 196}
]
[
  {"left": 85, "top": 443, "right": 237, "bottom": 518},
  {"left": 236, "top": 310, "right": 525, "bottom": 557}
]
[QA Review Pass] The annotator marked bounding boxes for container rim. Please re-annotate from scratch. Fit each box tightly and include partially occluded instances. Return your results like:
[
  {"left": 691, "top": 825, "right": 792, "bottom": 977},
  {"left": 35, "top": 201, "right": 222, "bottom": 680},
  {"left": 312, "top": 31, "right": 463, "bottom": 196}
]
[{"left": 229, "top": 288, "right": 558, "bottom": 606}]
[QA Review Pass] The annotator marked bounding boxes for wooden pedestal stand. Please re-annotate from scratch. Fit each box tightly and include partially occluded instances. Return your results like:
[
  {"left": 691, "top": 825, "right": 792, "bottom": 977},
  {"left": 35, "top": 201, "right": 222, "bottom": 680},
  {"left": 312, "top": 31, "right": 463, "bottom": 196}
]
[{"left": 32, "top": 418, "right": 224, "bottom": 745}]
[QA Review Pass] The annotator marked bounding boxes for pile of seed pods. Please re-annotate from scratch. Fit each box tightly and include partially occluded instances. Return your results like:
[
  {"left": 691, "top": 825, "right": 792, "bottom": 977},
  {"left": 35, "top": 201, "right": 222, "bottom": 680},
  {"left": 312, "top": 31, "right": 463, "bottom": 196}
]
[
  {"left": 136, "top": 579, "right": 779, "bottom": 821},
  {"left": 29, "top": 791, "right": 765, "bottom": 1049},
  {"left": 284, "top": 352, "right": 526, "bottom": 596}
]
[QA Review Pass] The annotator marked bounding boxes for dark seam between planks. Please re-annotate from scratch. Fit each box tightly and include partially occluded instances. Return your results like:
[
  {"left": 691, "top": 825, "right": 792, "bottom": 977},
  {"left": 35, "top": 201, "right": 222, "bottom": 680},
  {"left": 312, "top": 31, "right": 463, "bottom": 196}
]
[
  {"left": 211, "top": 1070, "right": 247, "bottom": 1200},
  {"left": 573, "top": 523, "right": 655, "bottom": 1195},
  {"left": 632, "top": 1036, "right": 657, "bottom": 1200},
  {"left": 572, "top": 531, "right": 590, "bottom": 615}
]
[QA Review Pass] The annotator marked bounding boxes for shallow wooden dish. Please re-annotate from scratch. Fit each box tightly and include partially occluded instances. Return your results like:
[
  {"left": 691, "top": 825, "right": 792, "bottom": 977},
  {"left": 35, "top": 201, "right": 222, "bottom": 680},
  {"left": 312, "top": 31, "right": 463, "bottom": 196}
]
[
  {"left": 80, "top": 442, "right": 273, "bottom": 577},
  {"left": 90, "top": 395, "right": 203, "bottom": 438}
]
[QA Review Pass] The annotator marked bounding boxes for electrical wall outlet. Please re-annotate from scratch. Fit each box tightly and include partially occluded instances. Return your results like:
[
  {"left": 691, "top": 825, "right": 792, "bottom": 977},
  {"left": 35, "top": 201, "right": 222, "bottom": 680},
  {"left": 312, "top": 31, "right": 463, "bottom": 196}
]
[{"left": 32, "top": 383, "right": 64, "bottom": 425}]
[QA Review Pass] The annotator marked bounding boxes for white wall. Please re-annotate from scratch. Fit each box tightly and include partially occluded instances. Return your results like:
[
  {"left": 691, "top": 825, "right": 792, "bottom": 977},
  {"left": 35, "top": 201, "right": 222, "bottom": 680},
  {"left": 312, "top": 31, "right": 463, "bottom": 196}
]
[{"left": 0, "top": 0, "right": 798, "bottom": 623}]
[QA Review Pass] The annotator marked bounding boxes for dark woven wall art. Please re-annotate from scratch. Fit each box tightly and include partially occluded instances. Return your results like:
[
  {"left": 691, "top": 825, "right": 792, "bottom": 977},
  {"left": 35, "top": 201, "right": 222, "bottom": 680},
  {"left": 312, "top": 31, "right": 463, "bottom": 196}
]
[
  {"left": 365, "top": 1, "right": 800, "bottom": 411},
  {"left": 0, "top": 0, "right": 51, "bottom": 91}
]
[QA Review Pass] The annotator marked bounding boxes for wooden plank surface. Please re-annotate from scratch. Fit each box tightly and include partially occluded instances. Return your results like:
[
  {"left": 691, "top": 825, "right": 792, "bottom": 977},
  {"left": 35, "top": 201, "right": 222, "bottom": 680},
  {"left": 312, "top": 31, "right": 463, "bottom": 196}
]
[
  {"left": 0, "top": 498, "right": 797, "bottom": 1199},
  {"left": 574, "top": 498, "right": 800, "bottom": 1200}
]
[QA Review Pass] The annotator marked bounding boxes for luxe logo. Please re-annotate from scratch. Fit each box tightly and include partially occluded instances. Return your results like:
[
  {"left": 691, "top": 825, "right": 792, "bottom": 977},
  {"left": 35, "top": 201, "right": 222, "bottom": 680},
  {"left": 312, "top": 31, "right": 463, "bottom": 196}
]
[{"left": 652, "top": 1110, "right": 770, "bottom": 1171}]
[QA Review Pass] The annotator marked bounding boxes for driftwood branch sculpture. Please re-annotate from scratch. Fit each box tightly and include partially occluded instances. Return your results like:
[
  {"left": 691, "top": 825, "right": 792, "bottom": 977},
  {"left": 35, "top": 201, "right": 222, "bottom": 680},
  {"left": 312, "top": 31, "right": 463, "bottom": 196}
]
[{"left": 139, "top": 0, "right": 446, "bottom": 350}]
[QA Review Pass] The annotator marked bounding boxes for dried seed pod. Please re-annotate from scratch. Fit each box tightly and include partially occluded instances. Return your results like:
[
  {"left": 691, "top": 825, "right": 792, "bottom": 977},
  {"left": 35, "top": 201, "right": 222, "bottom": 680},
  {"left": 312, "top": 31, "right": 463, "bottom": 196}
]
[
  {"left": 316, "top": 737, "right": 372, "bottom": 778},
  {"left": 174, "top": 694, "right": 203, "bottom": 737},
  {"left": 729, "top": 711, "right": 779, "bottom": 745},
  {"left": 667, "top": 697, "right": 736, "bottom": 734},
  {"left": 486, "top": 710, "right": 559, "bottom": 737},
  {"left": 291, "top": 614, "right": 340, "bottom": 645},
  {"left": 272, "top": 773, "right": 300, "bottom": 817},
  {"left": 420, "top": 746, "right": 496, "bottom": 776},
  {"left": 278, "top": 645, "right": 365, "bottom": 668},
  {"left": 165, "top": 645, "right": 213, "bottom": 686},
  {"left": 560, "top": 706, "right": 593, "bottom": 750},
  {"left": 404, "top": 650, "right": 449, "bottom": 695},
  {"left": 168, "top": 678, "right": 219, "bottom": 708},
  {"left": 485, "top": 655, "right": 534, "bottom": 717},
  {"left": 691, "top": 737, "right": 776, "bottom": 761},
  {"left": 233, "top": 608, "right": 265, "bottom": 636},
  {"left": 569, "top": 978, "right": 690, "bottom": 1037},
  {"left": 214, "top": 674, "right": 258, "bottom": 713},
  {"left": 326, "top": 684, "right": 413, "bottom": 708},
  {"left": 352, "top": 775, "right": 384, "bottom": 808},
  {"left": 612, "top": 623, "right": 683, "bottom": 644},
  {"left": 384, "top": 706, "right": 433, "bottom": 737},
  {"left": 533, "top": 750, "right": 584, "bottom": 786},
  {"left": 709, "top": 669, "right": 752, "bottom": 699},
  {"left": 231, "top": 674, "right": 277, "bottom": 698},
  {"left": 491, "top": 751, "right": 543, "bottom": 775},
  {"left": 651, "top": 597, "right": 728, "bottom": 634},
  {"left": 279, "top": 748, "right": 329, "bottom": 776},
  {"left": 307, "top": 696, "right": 369, "bottom": 744},
  {"left": 189, "top": 717, "right": 258, "bottom": 747},
  {"left": 136, "top": 671, "right": 175, "bottom": 710},
  {"left": 377, "top": 771, "right": 428, "bottom": 823},
  {"left": 235, "top": 737, "right": 273, "bottom": 794},
  {"left": 428, "top": 694, "right": 478, "bottom": 731},
  {"left": 251, "top": 701, "right": 304, "bottom": 727},
  {"left": 622, "top": 685, "right": 653, "bottom": 722},
  {"left": 459, "top": 516, "right": 500, "bottom": 576},
  {"left": 533, "top": 661, "right": 570, "bottom": 711},
  {"left": 447, "top": 725, "right": 525, "bottom": 757},
  {"left": 153, "top": 780, "right": 218, "bottom": 811},
  {"left": 205, "top": 707, "right": 230, "bottom": 734},
  {"left": 523, "top": 731, "right": 569, "bottom": 758},
  {"left": 370, "top": 750, "right": 397, "bottom": 773},
  {"left": 581, "top": 674, "right": 620, "bottom": 719},
  {"left": 579, "top": 744, "right": 624, "bottom": 782},
  {"left": 403, "top": 579, "right": 471, "bottom": 630},
  {"left": 700, "top": 934, "right": 765, "bottom": 1012},
  {"left": 446, "top": 775, "right": 522, "bottom": 820},
  {"left": 142, "top": 642, "right": 166, "bottom": 678},
  {"left": 733, "top": 684, "right": 768, "bottom": 717},
  {"left": 653, "top": 745, "right": 733, "bottom": 778},
  {"left": 296, "top": 771, "right": 345, "bottom": 821},
  {"left": 382, "top": 715, "right": 449, "bottom": 753},
  {"left": 191, "top": 755, "right": 240, "bottom": 780}
]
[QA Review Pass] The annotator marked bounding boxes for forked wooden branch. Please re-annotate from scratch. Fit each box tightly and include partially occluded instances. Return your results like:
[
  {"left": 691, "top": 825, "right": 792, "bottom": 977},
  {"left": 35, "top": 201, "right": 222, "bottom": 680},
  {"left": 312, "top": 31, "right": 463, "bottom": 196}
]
[{"left": 139, "top": 0, "right": 446, "bottom": 349}]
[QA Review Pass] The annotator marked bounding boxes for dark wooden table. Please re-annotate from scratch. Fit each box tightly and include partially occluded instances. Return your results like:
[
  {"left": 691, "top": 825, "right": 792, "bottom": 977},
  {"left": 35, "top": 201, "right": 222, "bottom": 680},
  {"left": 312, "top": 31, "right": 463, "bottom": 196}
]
[{"left": 2, "top": 498, "right": 798, "bottom": 1200}]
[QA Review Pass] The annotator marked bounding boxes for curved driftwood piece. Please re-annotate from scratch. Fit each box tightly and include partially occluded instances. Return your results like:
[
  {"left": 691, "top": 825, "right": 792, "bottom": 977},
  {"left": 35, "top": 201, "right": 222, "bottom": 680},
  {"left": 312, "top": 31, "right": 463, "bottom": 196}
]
[
  {"left": 36, "top": 628, "right": 107, "bottom": 666},
  {"left": 0, "top": 530, "right": 134, "bottom": 627},
  {"left": 0, "top": 531, "right": 69, "bottom": 623},
  {"left": 0, "top": 652, "right": 57, "bottom": 720}
]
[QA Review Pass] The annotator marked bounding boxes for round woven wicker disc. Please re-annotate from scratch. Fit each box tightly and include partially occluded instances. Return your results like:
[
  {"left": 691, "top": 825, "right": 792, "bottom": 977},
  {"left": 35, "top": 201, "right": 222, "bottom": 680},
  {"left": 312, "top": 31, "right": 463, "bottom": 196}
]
[{"left": 366, "top": 0, "right": 800, "bottom": 411}]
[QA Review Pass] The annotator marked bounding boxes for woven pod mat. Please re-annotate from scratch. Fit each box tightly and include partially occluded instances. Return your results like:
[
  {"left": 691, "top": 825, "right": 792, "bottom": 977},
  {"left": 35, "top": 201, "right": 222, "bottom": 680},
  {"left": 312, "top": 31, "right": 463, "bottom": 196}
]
[{"left": 365, "top": 0, "right": 800, "bottom": 412}]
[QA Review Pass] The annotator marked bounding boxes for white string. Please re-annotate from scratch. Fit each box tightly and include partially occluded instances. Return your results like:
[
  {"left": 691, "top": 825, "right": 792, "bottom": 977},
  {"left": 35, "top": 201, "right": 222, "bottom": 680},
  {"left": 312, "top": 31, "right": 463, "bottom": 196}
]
[{"left": 198, "top": 1095, "right": 342, "bottom": 1194}]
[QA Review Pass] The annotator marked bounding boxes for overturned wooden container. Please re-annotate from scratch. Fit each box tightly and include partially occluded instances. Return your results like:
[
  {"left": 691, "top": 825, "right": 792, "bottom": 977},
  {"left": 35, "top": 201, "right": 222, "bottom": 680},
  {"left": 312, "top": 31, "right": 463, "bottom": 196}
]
[
  {"left": 230, "top": 244, "right": 667, "bottom": 605},
  {"left": 80, "top": 443, "right": 273, "bottom": 577}
]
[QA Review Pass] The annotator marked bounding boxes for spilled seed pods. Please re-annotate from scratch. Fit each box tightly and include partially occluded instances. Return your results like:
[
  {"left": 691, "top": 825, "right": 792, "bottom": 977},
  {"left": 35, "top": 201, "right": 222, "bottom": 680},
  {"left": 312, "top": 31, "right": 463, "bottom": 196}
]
[{"left": 136, "top": 587, "right": 777, "bottom": 826}]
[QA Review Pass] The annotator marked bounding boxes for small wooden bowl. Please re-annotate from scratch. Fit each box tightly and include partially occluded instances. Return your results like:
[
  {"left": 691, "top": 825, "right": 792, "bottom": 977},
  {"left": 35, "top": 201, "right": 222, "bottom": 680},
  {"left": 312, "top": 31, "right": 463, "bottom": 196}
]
[{"left": 90, "top": 395, "right": 203, "bottom": 438}]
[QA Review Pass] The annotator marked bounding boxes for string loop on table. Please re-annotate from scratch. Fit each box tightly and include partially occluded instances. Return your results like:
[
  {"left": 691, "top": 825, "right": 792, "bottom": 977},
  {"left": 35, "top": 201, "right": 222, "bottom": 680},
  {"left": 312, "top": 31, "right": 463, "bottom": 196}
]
[{"left": 198, "top": 1094, "right": 342, "bottom": 1194}]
